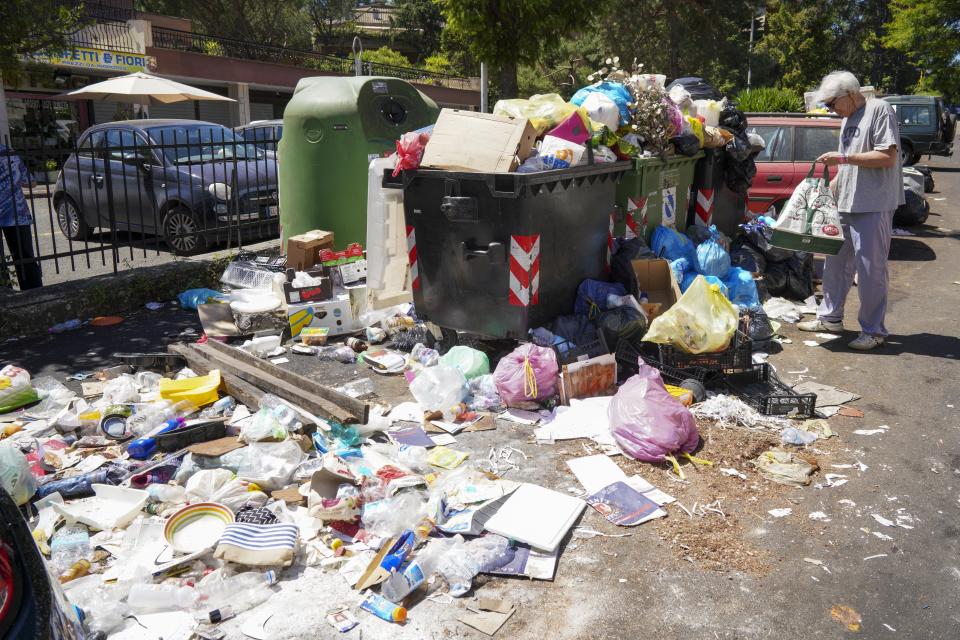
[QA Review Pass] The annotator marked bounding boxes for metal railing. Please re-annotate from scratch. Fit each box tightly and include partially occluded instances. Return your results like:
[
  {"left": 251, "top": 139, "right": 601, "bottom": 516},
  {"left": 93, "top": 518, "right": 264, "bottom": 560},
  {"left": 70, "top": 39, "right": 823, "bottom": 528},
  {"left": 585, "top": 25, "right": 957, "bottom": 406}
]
[
  {"left": 150, "top": 26, "right": 477, "bottom": 91},
  {"left": 70, "top": 19, "right": 142, "bottom": 54},
  {"left": 1, "top": 126, "right": 281, "bottom": 291}
]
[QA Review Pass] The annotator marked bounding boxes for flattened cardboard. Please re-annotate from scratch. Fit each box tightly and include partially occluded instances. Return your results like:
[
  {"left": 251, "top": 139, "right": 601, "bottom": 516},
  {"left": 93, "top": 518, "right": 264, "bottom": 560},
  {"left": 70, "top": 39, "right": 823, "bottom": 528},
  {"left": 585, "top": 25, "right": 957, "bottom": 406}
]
[
  {"left": 271, "top": 486, "right": 305, "bottom": 505},
  {"left": 187, "top": 436, "right": 245, "bottom": 458},
  {"left": 421, "top": 109, "right": 537, "bottom": 173},
  {"left": 631, "top": 258, "right": 682, "bottom": 319},
  {"left": 198, "top": 303, "right": 241, "bottom": 337}
]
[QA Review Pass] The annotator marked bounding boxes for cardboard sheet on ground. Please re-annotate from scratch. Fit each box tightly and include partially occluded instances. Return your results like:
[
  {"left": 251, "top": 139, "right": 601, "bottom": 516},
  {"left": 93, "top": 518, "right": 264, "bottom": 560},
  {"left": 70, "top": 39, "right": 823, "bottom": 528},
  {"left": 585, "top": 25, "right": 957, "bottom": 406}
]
[
  {"left": 792, "top": 381, "right": 859, "bottom": 408},
  {"left": 483, "top": 483, "right": 585, "bottom": 552},
  {"left": 188, "top": 436, "right": 246, "bottom": 458},
  {"left": 459, "top": 598, "right": 516, "bottom": 636}
]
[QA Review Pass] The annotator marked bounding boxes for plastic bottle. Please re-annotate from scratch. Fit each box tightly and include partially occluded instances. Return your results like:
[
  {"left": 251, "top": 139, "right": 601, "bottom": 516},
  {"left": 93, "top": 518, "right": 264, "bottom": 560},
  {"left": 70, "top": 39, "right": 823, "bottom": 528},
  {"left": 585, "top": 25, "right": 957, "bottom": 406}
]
[
  {"left": 410, "top": 343, "right": 439, "bottom": 367},
  {"left": 146, "top": 484, "right": 186, "bottom": 503},
  {"left": 127, "top": 400, "right": 197, "bottom": 437},
  {"left": 35, "top": 464, "right": 128, "bottom": 500},
  {"left": 200, "top": 396, "right": 236, "bottom": 419},
  {"left": 59, "top": 558, "right": 91, "bottom": 584},
  {"left": 346, "top": 337, "right": 368, "bottom": 353},
  {"left": 360, "top": 593, "right": 406, "bottom": 623},
  {"left": 196, "top": 570, "right": 278, "bottom": 612},
  {"left": 436, "top": 535, "right": 511, "bottom": 597},
  {"left": 128, "top": 583, "right": 199, "bottom": 613},
  {"left": 126, "top": 417, "right": 185, "bottom": 460},
  {"left": 381, "top": 544, "right": 439, "bottom": 603},
  {"left": 258, "top": 394, "right": 297, "bottom": 427},
  {"left": 49, "top": 319, "right": 82, "bottom": 334}
]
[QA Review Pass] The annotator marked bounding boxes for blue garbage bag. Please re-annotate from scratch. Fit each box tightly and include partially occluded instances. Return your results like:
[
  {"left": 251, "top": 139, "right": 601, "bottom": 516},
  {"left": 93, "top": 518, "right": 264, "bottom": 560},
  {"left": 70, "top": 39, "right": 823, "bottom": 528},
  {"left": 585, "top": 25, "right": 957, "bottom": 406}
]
[
  {"left": 178, "top": 288, "right": 225, "bottom": 310},
  {"left": 571, "top": 81, "right": 633, "bottom": 127},
  {"left": 695, "top": 225, "right": 731, "bottom": 278},
  {"left": 574, "top": 279, "right": 626, "bottom": 318},
  {"left": 681, "top": 273, "right": 728, "bottom": 298},
  {"left": 723, "top": 267, "right": 760, "bottom": 308},
  {"left": 670, "top": 258, "right": 691, "bottom": 288},
  {"left": 651, "top": 226, "right": 697, "bottom": 263}
]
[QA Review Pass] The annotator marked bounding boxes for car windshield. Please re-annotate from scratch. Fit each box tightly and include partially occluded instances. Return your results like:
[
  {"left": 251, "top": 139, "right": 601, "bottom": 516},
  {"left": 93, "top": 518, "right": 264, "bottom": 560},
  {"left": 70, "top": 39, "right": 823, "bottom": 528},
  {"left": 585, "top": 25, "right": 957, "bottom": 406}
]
[{"left": 146, "top": 124, "right": 264, "bottom": 164}]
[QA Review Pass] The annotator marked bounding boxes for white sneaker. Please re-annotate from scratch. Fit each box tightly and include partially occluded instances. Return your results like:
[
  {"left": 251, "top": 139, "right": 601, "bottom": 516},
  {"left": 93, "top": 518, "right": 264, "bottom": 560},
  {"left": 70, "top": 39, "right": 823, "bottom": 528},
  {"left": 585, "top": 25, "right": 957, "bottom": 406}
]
[
  {"left": 848, "top": 333, "right": 885, "bottom": 351},
  {"left": 797, "top": 319, "right": 844, "bottom": 333}
]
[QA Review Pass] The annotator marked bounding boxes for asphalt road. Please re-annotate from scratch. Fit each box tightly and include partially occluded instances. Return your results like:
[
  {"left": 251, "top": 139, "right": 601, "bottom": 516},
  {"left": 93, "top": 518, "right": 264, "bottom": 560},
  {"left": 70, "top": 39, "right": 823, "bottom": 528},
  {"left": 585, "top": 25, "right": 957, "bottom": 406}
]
[
  {"left": 1, "top": 155, "right": 958, "bottom": 639},
  {"left": 11, "top": 187, "right": 278, "bottom": 286}
]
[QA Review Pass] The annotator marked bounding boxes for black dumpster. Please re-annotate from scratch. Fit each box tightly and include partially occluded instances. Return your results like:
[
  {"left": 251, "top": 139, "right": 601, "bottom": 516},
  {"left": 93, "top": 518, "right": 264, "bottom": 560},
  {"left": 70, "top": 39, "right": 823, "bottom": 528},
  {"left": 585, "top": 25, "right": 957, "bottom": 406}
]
[
  {"left": 686, "top": 148, "right": 748, "bottom": 239},
  {"left": 385, "top": 162, "right": 630, "bottom": 339}
]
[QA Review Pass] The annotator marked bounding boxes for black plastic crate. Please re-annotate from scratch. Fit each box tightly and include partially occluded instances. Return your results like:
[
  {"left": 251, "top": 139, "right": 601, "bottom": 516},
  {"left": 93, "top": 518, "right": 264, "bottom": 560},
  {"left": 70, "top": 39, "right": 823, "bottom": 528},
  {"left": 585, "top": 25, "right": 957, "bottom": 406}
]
[
  {"left": 721, "top": 363, "right": 817, "bottom": 417},
  {"left": 552, "top": 331, "right": 609, "bottom": 366},
  {"left": 615, "top": 340, "right": 709, "bottom": 385},
  {"left": 655, "top": 321, "right": 752, "bottom": 375}
]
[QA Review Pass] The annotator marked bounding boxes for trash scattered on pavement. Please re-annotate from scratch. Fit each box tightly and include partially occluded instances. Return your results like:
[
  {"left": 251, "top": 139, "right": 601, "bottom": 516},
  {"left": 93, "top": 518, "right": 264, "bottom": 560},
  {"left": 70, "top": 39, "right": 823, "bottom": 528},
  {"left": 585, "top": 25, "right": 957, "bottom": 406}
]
[{"left": 831, "top": 604, "right": 862, "bottom": 632}]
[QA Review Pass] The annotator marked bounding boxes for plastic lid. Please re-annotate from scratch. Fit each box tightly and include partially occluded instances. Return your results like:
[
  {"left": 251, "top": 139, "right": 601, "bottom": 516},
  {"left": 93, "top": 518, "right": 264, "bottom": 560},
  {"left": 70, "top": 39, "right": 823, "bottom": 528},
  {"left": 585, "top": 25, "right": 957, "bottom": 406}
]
[
  {"left": 393, "top": 606, "right": 407, "bottom": 623},
  {"left": 264, "top": 570, "right": 278, "bottom": 585}
]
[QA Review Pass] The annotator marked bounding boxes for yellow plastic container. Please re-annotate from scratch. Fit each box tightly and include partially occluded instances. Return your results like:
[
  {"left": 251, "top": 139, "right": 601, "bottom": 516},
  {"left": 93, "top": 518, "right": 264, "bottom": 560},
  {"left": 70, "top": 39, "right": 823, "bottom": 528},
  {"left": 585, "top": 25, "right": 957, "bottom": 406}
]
[{"left": 159, "top": 370, "right": 221, "bottom": 407}]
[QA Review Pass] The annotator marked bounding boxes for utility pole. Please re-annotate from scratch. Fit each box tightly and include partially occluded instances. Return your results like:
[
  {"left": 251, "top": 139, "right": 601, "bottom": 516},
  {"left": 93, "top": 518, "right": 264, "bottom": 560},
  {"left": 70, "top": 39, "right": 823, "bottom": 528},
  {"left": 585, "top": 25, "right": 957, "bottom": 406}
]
[
  {"left": 480, "top": 62, "right": 488, "bottom": 113},
  {"left": 747, "top": 10, "right": 755, "bottom": 89}
]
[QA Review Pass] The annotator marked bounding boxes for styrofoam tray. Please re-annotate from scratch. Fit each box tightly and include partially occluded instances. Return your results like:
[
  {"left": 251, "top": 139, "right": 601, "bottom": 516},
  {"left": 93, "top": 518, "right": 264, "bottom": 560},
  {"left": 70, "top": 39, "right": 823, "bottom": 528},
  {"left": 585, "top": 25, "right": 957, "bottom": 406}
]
[
  {"left": 483, "top": 483, "right": 586, "bottom": 552},
  {"left": 52, "top": 484, "right": 149, "bottom": 531}
]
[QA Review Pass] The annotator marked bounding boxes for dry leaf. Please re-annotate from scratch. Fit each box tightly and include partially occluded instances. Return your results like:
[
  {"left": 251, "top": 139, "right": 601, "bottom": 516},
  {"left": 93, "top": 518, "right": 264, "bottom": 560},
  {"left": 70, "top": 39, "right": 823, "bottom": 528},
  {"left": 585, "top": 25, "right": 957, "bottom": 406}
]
[{"left": 831, "top": 604, "right": 862, "bottom": 632}]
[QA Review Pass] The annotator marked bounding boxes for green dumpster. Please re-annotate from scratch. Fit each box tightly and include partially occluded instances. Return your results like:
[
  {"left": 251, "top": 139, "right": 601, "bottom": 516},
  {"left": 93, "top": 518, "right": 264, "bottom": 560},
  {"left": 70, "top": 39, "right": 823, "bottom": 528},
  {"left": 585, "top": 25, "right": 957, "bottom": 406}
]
[
  {"left": 615, "top": 153, "right": 702, "bottom": 242},
  {"left": 279, "top": 76, "right": 439, "bottom": 247}
]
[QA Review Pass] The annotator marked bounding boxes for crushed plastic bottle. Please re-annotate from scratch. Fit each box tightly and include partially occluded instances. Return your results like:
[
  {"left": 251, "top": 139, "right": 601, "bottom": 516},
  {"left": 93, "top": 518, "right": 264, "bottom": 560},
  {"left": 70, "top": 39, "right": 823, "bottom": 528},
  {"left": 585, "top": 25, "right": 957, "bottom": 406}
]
[
  {"left": 127, "top": 400, "right": 197, "bottom": 437},
  {"left": 196, "top": 570, "right": 278, "bottom": 613},
  {"left": 50, "top": 524, "right": 92, "bottom": 574},
  {"left": 128, "top": 583, "right": 199, "bottom": 613},
  {"left": 49, "top": 319, "right": 82, "bottom": 334},
  {"left": 410, "top": 343, "right": 440, "bottom": 367},
  {"left": 434, "top": 534, "right": 512, "bottom": 597}
]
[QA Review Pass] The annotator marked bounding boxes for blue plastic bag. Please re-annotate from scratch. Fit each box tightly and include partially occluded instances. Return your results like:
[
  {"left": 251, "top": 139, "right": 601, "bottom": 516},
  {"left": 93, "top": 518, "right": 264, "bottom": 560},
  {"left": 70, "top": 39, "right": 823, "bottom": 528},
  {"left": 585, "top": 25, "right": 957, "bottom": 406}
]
[
  {"left": 722, "top": 267, "right": 760, "bottom": 308},
  {"left": 670, "top": 258, "right": 690, "bottom": 288},
  {"left": 178, "top": 288, "right": 225, "bottom": 310},
  {"left": 574, "top": 279, "right": 626, "bottom": 318},
  {"left": 681, "top": 273, "right": 727, "bottom": 298},
  {"left": 571, "top": 82, "right": 633, "bottom": 127},
  {"left": 695, "top": 225, "right": 731, "bottom": 278},
  {"left": 651, "top": 226, "right": 697, "bottom": 263}
]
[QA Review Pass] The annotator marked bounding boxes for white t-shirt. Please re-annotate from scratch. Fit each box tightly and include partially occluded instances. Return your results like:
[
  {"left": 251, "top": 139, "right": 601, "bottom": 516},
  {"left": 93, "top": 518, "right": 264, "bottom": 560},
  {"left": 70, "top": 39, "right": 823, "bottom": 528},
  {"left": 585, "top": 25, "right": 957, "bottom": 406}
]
[{"left": 834, "top": 98, "right": 906, "bottom": 213}]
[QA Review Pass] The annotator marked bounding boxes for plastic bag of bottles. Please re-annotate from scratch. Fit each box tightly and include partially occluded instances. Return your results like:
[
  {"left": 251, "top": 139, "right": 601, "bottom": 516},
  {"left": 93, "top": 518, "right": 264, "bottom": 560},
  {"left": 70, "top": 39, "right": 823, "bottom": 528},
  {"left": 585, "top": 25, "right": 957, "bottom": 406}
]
[
  {"left": 643, "top": 275, "right": 739, "bottom": 354},
  {"left": 409, "top": 366, "right": 467, "bottom": 419}
]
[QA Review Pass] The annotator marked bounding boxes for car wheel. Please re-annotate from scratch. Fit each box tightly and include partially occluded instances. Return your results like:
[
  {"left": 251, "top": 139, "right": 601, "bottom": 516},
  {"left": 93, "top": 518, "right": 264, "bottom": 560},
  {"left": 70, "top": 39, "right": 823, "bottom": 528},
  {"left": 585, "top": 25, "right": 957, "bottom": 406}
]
[
  {"left": 899, "top": 143, "right": 916, "bottom": 166},
  {"left": 162, "top": 207, "right": 206, "bottom": 255},
  {"left": 56, "top": 196, "right": 92, "bottom": 241}
]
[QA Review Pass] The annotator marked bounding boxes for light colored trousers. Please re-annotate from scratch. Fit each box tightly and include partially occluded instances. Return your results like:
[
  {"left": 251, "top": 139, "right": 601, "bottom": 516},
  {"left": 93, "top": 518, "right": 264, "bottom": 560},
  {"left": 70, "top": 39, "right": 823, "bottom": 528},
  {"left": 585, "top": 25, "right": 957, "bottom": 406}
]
[{"left": 817, "top": 210, "right": 893, "bottom": 337}]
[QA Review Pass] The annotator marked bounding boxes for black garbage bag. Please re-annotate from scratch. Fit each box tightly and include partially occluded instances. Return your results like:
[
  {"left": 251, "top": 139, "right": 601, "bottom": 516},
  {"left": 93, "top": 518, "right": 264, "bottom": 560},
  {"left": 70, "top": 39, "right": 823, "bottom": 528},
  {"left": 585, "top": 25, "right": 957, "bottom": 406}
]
[
  {"left": 741, "top": 220, "right": 794, "bottom": 263},
  {"left": 719, "top": 104, "right": 748, "bottom": 134},
  {"left": 893, "top": 189, "right": 930, "bottom": 226},
  {"left": 685, "top": 225, "right": 713, "bottom": 246},
  {"left": 730, "top": 238, "right": 768, "bottom": 274},
  {"left": 597, "top": 306, "right": 648, "bottom": 353},
  {"left": 550, "top": 314, "right": 600, "bottom": 345},
  {"left": 671, "top": 133, "right": 701, "bottom": 157},
  {"left": 764, "top": 252, "right": 814, "bottom": 300},
  {"left": 610, "top": 236, "right": 655, "bottom": 296},
  {"left": 745, "top": 307, "right": 775, "bottom": 351}
]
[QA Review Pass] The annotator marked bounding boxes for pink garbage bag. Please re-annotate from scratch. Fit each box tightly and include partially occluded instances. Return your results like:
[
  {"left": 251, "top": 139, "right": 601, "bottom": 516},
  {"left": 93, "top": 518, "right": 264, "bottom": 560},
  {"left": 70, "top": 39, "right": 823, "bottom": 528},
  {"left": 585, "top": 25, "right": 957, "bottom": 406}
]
[
  {"left": 493, "top": 343, "right": 559, "bottom": 406},
  {"left": 608, "top": 363, "right": 699, "bottom": 462}
]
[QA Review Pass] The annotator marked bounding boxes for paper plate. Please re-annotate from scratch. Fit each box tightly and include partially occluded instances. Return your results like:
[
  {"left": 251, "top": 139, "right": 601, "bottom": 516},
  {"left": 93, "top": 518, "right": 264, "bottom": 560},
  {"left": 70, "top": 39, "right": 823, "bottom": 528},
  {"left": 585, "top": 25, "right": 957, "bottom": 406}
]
[
  {"left": 91, "top": 316, "right": 124, "bottom": 327},
  {"left": 164, "top": 502, "right": 234, "bottom": 554}
]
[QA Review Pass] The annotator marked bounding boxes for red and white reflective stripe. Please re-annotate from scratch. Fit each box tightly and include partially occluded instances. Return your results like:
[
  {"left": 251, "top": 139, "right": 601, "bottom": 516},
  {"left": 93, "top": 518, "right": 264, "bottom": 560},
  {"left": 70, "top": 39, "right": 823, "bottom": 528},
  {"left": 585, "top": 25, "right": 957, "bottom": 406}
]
[
  {"left": 406, "top": 224, "right": 420, "bottom": 290},
  {"left": 694, "top": 188, "right": 715, "bottom": 227},
  {"left": 626, "top": 196, "right": 647, "bottom": 239},
  {"left": 508, "top": 234, "right": 540, "bottom": 307}
]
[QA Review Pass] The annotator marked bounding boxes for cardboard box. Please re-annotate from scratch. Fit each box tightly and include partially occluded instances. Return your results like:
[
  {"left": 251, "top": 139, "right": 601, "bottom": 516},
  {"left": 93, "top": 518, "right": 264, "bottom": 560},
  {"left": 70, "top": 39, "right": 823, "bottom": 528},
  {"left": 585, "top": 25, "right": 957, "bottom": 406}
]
[
  {"left": 559, "top": 354, "right": 618, "bottom": 405},
  {"left": 632, "top": 258, "right": 682, "bottom": 320},
  {"left": 288, "top": 296, "right": 354, "bottom": 338},
  {"left": 286, "top": 229, "right": 335, "bottom": 271},
  {"left": 282, "top": 268, "right": 333, "bottom": 305},
  {"left": 421, "top": 109, "right": 538, "bottom": 173}
]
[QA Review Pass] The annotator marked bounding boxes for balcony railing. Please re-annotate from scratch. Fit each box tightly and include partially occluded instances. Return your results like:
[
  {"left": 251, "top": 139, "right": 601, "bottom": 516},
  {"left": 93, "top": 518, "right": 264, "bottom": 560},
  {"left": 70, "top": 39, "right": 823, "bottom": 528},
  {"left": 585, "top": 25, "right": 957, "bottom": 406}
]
[
  {"left": 150, "top": 26, "right": 478, "bottom": 91},
  {"left": 70, "top": 19, "right": 141, "bottom": 54}
]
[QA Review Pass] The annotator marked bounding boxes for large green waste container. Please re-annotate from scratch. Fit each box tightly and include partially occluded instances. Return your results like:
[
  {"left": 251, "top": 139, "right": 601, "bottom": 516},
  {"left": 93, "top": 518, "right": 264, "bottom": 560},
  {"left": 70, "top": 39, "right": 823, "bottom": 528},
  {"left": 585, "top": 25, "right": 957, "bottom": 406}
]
[
  {"left": 615, "top": 153, "right": 702, "bottom": 242},
  {"left": 279, "top": 76, "right": 439, "bottom": 247}
]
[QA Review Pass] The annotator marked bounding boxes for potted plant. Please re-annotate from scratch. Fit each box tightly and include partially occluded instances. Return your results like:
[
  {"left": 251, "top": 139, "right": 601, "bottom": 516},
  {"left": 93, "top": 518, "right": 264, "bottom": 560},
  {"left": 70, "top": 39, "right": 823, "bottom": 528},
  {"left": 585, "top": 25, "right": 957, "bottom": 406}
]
[{"left": 43, "top": 159, "right": 59, "bottom": 184}]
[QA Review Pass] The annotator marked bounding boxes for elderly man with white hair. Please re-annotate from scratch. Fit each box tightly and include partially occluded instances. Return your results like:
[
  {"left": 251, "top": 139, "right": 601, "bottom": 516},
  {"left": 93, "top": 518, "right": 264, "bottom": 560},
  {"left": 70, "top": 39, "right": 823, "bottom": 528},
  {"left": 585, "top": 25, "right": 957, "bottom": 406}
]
[{"left": 797, "top": 70, "right": 904, "bottom": 350}]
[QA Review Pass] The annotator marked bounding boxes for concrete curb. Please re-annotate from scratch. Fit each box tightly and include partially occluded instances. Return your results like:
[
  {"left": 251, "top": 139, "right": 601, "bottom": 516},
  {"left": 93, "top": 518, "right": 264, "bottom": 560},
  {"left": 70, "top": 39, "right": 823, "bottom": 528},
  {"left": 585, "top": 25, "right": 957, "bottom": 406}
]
[{"left": 0, "top": 242, "right": 280, "bottom": 338}]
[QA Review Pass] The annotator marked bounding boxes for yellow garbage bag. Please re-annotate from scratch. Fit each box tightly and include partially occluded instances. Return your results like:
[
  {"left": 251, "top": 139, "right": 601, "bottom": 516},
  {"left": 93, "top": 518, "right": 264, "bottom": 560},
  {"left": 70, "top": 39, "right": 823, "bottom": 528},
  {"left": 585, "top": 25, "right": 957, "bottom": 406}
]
[
  {"left": 642, "top": 276, "right": 738, "bottom": 354},
  {"left": 493, "top": 93, "right": 582, "bottom": 134},
  {"left": 159, "top": 369, "right": 221, "bottom": 407}
]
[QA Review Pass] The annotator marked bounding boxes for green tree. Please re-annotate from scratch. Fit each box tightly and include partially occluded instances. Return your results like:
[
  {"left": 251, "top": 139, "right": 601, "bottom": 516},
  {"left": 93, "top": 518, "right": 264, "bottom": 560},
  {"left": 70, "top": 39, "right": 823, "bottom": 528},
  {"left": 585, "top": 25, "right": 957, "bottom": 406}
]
[
  {"left": 755, "top": 0, "right": 835, "bottom": 93},
  {"left": 0, "top": 0, "right": 86, "bottom": 77},
  {"left": 306, "top": 0, "right": 358, "bottom": 54},
  {"left": 437, "top": 0, "right": 599, "bottom": 98},
  {"left": 884, "top": 0, "right": 960, "bottom": 98},
  {"left": 390, "top": 0, "right": 445, "bottom": 61},
  {"left": 361, "top": 46, "right": 412, "bottom": 68},
  {"left": 137, "top": 0, "right": 312, "bottom": 51}
]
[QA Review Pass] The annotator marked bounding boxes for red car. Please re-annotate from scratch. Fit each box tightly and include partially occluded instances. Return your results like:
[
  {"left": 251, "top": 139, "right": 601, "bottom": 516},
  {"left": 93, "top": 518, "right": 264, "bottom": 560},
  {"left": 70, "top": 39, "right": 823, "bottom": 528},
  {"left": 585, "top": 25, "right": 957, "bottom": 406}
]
[{"left": 746, "top": 114, "right": 842, "bottom": 217}]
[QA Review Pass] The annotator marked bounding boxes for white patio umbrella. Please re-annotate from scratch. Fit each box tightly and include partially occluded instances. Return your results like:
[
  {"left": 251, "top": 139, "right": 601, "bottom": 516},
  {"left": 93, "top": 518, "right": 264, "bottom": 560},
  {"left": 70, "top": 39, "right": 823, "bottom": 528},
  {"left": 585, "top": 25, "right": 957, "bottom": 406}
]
[{"left": 62, "top": 71, "right": 235, "bottom": 105}]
